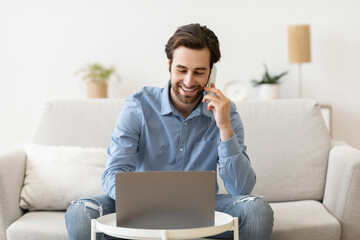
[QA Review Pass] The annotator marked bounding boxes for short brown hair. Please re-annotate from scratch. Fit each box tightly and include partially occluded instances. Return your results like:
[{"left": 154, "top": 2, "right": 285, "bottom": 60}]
[{"left": 165, "top": 23, "right": 221, "bottom": 69}]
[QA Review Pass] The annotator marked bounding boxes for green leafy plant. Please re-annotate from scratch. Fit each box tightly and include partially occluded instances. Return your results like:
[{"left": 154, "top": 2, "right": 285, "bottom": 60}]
[
  {"left": 76, "top": 63, "right": 120, "bottom": 83},
  {"left": 251, "top": 64, "right": 288, "bottom": 86}
]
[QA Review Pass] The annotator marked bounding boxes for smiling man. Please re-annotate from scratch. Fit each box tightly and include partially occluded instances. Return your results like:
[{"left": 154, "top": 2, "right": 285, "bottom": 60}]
[
  {"left": 169, "top": 46, "right": 209, "bottom": 108},
  {"left": 65, "top": 23, "right": 274, "bottom": 240}
]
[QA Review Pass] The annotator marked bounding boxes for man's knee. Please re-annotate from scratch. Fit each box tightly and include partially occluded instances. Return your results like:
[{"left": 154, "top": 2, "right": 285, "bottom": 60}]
[
  {"left": 234, "top": 196, "right": 274, "bottom": 226},
  {"left": 68, "top": 198, "right": 103, "bottom": 217},
  {"left": 65, "top": 197, "right": 105, "bottom": 236}
]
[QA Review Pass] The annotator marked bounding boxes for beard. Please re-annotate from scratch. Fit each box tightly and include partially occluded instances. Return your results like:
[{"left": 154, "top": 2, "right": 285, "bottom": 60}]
[{"left": 170, "top": 81, "right": 204, "bottom": 105}]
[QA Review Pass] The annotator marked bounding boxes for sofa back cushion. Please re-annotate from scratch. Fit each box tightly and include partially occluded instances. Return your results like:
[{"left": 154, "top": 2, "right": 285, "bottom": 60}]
[
  {"left": 236, "top": 99, "right": 330, "bottom": 202},
  {"left": 32, "top": 98, "right": 330, "bottom": 204},
  {"left": 32, "top": 99, "right": 125, "bottom": 148}
]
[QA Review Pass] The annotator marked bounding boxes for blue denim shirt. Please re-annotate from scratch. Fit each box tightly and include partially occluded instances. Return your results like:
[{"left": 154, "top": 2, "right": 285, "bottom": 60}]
[{"left": 102, "top": 81, "right": 256, "bottom": 199}]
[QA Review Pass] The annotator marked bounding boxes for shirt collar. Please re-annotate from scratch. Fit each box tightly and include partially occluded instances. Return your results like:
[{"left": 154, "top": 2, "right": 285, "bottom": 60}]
[
  {"left": 160, "top": 81, "right": 213, "bottom": 119},
  {"left": 160, "top": 81, "right": 173, "bottom": 116}
]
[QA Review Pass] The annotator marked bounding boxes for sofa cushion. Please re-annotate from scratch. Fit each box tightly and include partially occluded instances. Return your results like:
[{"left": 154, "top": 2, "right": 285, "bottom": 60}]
[
  {"left": 31, "top": 99, "right": 125, "bottom": 148},
  {"left": 236, "top": 99, "right": 331, "bottom": 202},
  {"left": 20, "top": 143, "right": 106, "bottom": 211},
  {"left": 270, "top": 200, "right": 341, "bottom": 240},
  {"left": 6, "top": 212, "right": 67, "bottom": 240}
]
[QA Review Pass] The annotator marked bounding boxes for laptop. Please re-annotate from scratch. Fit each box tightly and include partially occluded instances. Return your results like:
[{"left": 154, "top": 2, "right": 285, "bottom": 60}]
[{"left": 115, "top": 171, "right": 216, "bottom": 229}]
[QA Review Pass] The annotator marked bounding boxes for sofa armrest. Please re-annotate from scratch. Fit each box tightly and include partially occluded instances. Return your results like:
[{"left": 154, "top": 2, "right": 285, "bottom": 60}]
[
  {"left": 323, "top": 144, "right": 360, "bottom": 240},
  {"left": 0, "top": 146, "right": 26, "bottom": 240}
]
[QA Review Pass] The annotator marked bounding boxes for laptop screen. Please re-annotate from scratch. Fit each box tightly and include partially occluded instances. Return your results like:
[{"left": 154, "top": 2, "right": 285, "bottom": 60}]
[{"left": 115, "top": 171, "right": 216, "bottom": 229}]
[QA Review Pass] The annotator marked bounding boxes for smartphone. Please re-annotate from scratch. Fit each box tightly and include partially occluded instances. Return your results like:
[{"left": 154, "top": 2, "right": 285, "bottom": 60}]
[
  {"left": 207, "top": 65, "right": 217, "bottom": 88},
  {"left": 206, "top": 65, "right": 217, "bottom": 99}
]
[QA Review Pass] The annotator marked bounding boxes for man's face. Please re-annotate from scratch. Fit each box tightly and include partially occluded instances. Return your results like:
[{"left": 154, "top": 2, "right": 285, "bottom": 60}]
[{"left": 169, "top": 46, "right": 211, "bottom": 105}]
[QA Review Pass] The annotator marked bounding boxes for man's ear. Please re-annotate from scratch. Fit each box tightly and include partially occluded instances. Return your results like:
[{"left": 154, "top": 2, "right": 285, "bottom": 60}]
[{"left": 168, "top": 59, "right": 171, "bottom": 72}]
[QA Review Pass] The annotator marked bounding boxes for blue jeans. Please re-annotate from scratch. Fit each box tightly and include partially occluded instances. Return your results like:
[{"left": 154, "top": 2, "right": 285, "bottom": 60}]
[{"left": 65, "top": 194, "right": 273, "bottom": 240}]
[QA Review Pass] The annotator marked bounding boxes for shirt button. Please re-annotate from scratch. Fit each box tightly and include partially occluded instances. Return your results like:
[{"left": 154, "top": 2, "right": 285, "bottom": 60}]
[
  {"left": 184, "top": 122, "right": 188, "bottom": 126},
  {"left": 218, "top": 147, "right": 222, "bottom": 150},
  {"left": 179, "top": 148, "right": 184, "bottom": 152}
]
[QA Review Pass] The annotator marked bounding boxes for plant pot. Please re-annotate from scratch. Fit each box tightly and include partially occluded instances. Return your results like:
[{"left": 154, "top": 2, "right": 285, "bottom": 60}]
[
  {"left": 86, "top": 82, "right": 107, "bottom": 98},
  {"left": 258, "top": 84, "right": 280, "bottom": 100}
]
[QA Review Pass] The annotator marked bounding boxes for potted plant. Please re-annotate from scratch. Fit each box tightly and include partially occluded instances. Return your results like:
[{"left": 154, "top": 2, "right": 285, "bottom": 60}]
[
  {"left": 76, "top": 63, "right": 120, "bottom": 98},
  {"left": 251, "top": 64, "right": 288, "bottom": 100}
]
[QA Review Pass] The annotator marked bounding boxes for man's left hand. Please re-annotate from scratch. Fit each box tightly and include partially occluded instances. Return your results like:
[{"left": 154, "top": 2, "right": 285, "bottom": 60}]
[{"left": 202, "top": 83, "right": 234, "bottom": 142}]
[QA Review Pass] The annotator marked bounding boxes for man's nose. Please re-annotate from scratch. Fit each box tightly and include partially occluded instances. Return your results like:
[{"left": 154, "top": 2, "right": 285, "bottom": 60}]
[{"left": 183, "top": 72, "right": 195, "bottom": 86}]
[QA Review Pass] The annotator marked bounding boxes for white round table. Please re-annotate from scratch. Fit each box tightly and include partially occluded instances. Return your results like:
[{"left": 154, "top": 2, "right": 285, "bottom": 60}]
[{"left": 91, "top": 211, "right": 239, "bottom": 240}]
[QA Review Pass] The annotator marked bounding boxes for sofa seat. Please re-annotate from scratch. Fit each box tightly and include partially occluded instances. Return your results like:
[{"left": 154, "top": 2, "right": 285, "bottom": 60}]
[
  {"left": 6, "top": 200, "right": 340, "bottom": 240},
  {"left": 6, "top": 212, "right": 67, "bottom": 240},
  {"left": 270, "top": 200, "right": 341, "bottom": 240}
]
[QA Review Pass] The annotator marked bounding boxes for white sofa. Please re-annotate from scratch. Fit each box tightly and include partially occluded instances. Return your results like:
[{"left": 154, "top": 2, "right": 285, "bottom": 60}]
[{"left": 1, "top": 99, "right": 359, "bottom": 240}]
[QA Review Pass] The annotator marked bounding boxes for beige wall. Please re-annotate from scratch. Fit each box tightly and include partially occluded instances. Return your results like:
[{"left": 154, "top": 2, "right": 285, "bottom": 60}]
[{"left": 1, "top": 0, "right": 359, "bottom": 148}]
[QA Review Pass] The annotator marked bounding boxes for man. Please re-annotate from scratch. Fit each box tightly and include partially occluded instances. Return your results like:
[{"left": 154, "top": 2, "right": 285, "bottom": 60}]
[{"left": 65, "top": 23, "right": 274, "bottom": 240}]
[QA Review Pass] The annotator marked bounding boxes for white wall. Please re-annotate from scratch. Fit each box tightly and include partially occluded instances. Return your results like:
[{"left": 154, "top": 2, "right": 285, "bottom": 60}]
[{"left": 1, "top": 0, "right": 360, "bottom": 149}]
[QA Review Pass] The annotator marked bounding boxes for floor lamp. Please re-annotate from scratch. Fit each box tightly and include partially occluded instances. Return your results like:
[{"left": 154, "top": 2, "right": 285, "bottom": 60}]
[{"left": 288, "top": 25, "right": 311, "bottom": 98}]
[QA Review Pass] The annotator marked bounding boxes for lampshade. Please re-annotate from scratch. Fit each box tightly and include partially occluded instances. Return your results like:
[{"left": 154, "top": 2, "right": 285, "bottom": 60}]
[{"left": 288, "top": 25, "right": 311, "bottom": 63}]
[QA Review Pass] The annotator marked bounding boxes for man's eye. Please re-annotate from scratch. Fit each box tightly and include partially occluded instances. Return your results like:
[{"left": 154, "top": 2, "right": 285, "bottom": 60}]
[
  {"left": 195, "top": 72, "right": 205, "bottom": 75},
  {"left": 177, "top": 69, "right": 186, "bottom": 73}
]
